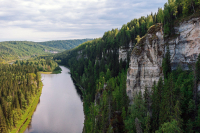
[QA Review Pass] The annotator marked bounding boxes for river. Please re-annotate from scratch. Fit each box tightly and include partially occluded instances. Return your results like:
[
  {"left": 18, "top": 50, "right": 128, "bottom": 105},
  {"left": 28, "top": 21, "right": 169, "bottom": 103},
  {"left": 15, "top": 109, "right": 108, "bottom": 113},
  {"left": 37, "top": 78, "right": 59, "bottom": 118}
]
[{"left": 24, "top": 66, "right": 84, "bottom": 133}]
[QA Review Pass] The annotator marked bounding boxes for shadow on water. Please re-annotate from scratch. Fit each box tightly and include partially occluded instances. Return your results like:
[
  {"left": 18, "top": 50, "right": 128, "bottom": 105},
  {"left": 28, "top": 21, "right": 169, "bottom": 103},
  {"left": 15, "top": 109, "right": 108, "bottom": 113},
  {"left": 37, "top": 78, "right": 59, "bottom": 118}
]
[
  {"left": 62, "top": 66, "right": 83, "bottom": 101},
  {"left": 70, "top": 74, "right": 83, "bottom": 101}
]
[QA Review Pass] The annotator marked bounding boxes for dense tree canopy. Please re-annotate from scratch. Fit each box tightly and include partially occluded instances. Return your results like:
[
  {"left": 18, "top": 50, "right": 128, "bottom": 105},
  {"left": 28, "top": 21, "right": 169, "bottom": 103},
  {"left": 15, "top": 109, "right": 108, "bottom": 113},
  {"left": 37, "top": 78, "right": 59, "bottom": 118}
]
[
  {"left": 0, "top": 64, "right": 41, "bottom": 132},
  {"left": 14, "top": 56, "right": 61, "bottom": 73}
]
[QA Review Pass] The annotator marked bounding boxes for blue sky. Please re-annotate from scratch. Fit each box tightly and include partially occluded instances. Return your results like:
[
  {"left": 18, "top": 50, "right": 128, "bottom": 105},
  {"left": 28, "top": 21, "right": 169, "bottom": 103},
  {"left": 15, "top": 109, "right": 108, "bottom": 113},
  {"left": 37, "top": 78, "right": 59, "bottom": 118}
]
[{"left": 0, "top": 0, "right": 167, "bottom": 42}]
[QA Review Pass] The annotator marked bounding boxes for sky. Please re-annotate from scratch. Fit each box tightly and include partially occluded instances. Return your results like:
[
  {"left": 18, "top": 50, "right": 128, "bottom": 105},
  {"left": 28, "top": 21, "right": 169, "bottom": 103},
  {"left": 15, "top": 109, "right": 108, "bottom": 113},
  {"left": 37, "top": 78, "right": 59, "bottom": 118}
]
[{"left": 0, "top": 0, "right": 167, "bottom": 42}]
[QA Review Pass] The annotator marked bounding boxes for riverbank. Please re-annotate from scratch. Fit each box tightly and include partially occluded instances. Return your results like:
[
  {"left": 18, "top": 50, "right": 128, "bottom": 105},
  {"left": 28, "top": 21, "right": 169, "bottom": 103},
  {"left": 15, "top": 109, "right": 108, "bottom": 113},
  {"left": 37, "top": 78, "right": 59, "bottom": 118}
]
[
  {"left": 39, "top": 69, "right": 62, "bottom": 75},
  {"left": 39, "top": 71, "right": 52, "bottom": 74},
  {"left": 38, "top": 65, "right": 62, "bottom": 75},
  {"left": 10, "top": 81, "right": 43, "bottom": 133}
]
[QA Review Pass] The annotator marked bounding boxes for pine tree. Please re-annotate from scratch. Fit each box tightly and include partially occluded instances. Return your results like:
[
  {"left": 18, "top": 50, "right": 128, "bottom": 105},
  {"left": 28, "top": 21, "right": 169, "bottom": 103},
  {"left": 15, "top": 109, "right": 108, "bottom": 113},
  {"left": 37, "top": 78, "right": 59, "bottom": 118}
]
[
  {"left": 196, "top": 105, "right": 200, "bottom": 129},
  {"left": 151, "top": 79, "right": 163, "bottom": 131},
  {"left": 144, "top": 87, "right": 150, "bottom": 112},
  {"left": 162, "top": 45, "right": 171, "bottom": 79},
  {"left": 172, "top": 100, "right": 183, "bottom": 129},
  {"left": 157, "top": 8, "right": 164, "bottom": 23},
  {"left": 144, "top": 112, "right": 151, "bottom": 133},
  {"left": 159, "top": 74, "right": 174, "bottom": 126}
]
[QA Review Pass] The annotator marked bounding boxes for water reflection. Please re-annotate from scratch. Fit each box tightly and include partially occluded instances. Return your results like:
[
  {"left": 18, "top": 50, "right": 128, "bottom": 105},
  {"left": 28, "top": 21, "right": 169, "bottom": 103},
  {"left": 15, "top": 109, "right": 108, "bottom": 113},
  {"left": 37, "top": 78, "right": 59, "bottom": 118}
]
[
  {"left": 24, "top": 66, "right": 84, "bottom": 133},
  {"left": 71, "top": 77, "right": 83, "bottom": 101}
]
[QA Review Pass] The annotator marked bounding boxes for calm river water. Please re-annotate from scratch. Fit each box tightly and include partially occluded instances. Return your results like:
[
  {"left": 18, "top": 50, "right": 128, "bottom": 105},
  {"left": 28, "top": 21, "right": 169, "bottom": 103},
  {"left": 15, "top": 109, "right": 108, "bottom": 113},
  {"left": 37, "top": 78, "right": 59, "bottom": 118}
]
[{"left": 24, "top": 66, "right": 84, "bottom": 133}]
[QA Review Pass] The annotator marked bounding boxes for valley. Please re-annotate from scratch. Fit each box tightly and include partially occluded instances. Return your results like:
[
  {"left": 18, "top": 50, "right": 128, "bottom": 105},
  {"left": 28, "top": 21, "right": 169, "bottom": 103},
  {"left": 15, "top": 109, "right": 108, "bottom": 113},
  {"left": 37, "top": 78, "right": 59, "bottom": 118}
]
[{"left": 0, "top": 0, "right": 200, "bottom": 133}]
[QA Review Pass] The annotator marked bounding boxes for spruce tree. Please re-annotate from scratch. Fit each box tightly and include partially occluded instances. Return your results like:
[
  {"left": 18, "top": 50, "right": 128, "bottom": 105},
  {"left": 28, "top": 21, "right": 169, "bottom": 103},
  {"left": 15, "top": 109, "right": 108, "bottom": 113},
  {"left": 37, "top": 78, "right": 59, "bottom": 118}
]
[
  {"left": 144, "top": 112, "right": 151, "bottom": 133},
  {"left": 162, "top": 45, "right": 171, "bottom": 79},
  {"left": 151, "top": 79, "right": 163, "bottom": 131},
  {"left": 173, "top": 100, "right": 183, "bottom": 130}
]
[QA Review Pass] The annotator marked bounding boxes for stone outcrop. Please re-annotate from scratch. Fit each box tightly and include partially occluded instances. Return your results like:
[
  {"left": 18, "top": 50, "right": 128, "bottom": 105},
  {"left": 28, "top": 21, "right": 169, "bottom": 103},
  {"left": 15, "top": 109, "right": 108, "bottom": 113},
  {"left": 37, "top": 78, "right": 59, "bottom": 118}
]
[
  {"left": 119, "top": 41, "right": 134, "bottom": 62},
  {"left": 126, "top": 24, "right": 165, "bottom": 103},
  {"left": 167, "top": 17, "right": 200, "bottom": 70},
  {"left": 126, "top": 17, "right": 200, "bottom": 103}
]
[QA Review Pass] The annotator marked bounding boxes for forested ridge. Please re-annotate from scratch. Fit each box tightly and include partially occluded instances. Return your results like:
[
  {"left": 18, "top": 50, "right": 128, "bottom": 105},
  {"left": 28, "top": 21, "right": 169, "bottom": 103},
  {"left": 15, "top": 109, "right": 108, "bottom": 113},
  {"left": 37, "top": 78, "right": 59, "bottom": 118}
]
[
  {"left": 0, "top": 39, "right": 93, "bottom": 63},
  {"left": 0, "top": 41, "right": 61, "bottom": 63},
  {"left": 54, "top": 0, "right": 200, "bottom": 132},
  {"left": 0, "top": 64, "right": 42, "bottom": 133},
  {"left": 37, "top": 39, "right": 93, "bottom": 51}
]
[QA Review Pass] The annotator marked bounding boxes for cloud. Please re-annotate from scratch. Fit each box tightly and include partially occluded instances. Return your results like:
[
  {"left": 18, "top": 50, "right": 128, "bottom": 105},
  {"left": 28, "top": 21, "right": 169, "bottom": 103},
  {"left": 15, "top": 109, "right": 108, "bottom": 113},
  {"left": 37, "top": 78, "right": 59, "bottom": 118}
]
[{"left": 0, "top": 0, "right": 167, "bottom": 42}]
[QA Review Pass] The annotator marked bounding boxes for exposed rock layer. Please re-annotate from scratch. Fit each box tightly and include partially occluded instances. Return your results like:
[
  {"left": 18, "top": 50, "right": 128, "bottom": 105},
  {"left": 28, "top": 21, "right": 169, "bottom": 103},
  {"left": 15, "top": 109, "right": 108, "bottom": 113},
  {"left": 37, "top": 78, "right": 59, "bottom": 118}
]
[
  {"left": 167, "top": 18, "right": 200, "bottom": 70},
  {"left": 119, "top": 41, "right": 134, "bottom": 62}
]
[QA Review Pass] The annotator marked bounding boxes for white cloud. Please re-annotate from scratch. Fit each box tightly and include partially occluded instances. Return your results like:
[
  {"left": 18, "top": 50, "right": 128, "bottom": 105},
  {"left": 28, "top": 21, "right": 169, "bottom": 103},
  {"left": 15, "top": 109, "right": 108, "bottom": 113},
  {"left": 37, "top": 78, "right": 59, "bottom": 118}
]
[{"left": 0, "top": 0, "right": 167, "bottom": 42}]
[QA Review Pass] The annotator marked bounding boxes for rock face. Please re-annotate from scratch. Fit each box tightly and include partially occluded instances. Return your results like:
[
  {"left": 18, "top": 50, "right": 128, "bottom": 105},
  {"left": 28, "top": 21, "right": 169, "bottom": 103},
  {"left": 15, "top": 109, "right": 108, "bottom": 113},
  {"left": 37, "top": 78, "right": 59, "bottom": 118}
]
[
  {"left": 167, "top": 17, "right": 200, "bottom": 70},
  {"left": 126, "top": 17, "right": 200, "bottom": 103},
  {"left": 119, "top": 41, "right": 134, "bottom": 62},
  {"left": 126, "top": 24, "right": 165, "bottom": 103}
]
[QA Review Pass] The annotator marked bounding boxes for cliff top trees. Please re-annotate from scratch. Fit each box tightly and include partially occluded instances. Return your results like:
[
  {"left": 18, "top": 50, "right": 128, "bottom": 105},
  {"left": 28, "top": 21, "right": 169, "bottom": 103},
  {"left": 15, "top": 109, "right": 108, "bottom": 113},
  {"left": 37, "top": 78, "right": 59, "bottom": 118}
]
[{"left": 157, "top": 8, "right": 164, "bottom": 23}]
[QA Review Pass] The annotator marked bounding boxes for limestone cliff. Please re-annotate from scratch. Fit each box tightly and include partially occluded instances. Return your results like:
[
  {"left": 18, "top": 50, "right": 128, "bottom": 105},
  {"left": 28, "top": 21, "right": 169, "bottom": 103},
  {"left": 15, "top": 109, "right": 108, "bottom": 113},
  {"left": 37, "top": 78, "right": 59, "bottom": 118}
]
[
  {"left": 126, "top": 17, "right": 200, "bottom": 103},
  {"left": 119, "top": 41, "right": 134, "bottom": 62},
  {"left": 126, "top": 23, "right": 164, "bottom": 103},
  {"left": 167, "top": 17, "right": 200, "bottom": 70}
]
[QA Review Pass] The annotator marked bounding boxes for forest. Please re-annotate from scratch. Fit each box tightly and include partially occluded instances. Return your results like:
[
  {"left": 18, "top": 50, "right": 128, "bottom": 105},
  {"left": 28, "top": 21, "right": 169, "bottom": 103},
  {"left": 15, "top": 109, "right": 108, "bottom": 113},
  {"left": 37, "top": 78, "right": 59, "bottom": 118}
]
[
  {"left": 54, "top": 0, "right": 200, "bottom": 132},
  {"left": 0, "top": 64, "right": 42, "bottom": 133},
  {"left": 14, "top": 56, "right": 62, "bottom": 74}
]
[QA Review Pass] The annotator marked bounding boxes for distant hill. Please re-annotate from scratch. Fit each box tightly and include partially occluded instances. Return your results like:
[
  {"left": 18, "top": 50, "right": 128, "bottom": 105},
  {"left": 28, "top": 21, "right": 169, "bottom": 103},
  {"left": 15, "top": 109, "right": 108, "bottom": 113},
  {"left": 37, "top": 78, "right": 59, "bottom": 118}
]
[
  {"left": 0, "top": 41, "right": 61, "bottom": 63},
  {"left": 37, "top": 39, "right": 93, "bottom": 50}
]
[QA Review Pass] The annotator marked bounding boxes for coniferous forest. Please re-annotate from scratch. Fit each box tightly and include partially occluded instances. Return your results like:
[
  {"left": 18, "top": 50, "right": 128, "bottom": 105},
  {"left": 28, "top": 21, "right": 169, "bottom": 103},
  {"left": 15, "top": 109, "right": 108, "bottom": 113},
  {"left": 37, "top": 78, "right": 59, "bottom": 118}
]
[{"left": 0, "top": 64, "right": 41, "bottom": 133}]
